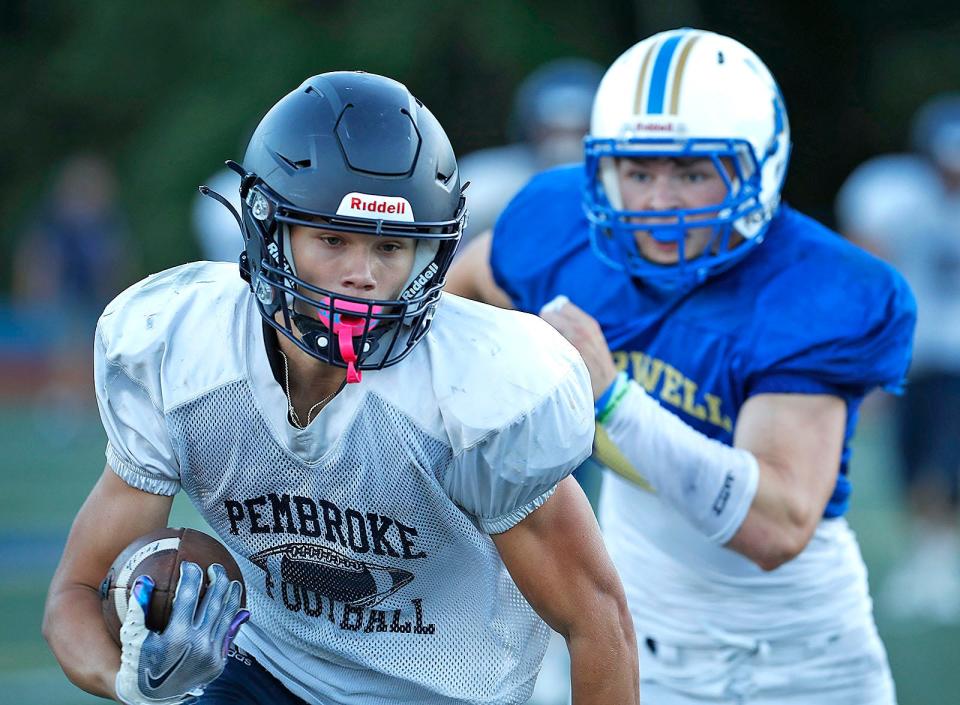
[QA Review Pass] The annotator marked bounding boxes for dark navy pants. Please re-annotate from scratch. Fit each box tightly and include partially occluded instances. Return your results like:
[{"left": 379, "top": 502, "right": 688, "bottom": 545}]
[{"left": 197, "top": 647, "right": 309, "bottom": 704}]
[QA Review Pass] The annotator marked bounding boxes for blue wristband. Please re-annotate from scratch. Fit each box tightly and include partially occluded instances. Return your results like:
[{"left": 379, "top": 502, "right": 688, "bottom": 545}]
[{"left": 595, "top": 372, "right": 627, "bottom": 419}]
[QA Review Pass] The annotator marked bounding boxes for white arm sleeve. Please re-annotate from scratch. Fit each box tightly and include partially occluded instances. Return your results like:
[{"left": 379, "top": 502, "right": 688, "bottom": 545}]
[
  {"left": 601, "top": 379, "right": 758, "bottom": 544},
  {"left": 443, "top": 362, "right": 594, "bottom": 535},
  {"left": 94, "top": 323, "right": 180, "bottom": 495}
]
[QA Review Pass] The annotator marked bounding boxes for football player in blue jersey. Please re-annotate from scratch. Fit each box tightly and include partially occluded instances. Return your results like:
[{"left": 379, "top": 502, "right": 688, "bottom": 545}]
[{"left": 447, "top": 29, "right": 916, "bottom": 705}]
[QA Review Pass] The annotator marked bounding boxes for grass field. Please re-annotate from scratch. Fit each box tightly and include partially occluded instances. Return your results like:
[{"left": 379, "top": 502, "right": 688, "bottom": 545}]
[{"left": 1, "top": 399, "right": 957, "bottom": 704}]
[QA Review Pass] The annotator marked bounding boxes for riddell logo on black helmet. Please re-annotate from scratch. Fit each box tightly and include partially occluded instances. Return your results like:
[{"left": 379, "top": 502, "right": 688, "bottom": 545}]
[
  {"left": 337, "top": 193, "right": 415, "bottom": 223},
  {"left": 401, "top": 262, "right": 439, "bottom": 300}
]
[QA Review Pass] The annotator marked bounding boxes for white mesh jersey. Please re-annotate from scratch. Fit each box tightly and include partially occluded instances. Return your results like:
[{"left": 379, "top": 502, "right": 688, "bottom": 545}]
[{"left": 94, "top": 262, "right": 594, "bottom": 705}]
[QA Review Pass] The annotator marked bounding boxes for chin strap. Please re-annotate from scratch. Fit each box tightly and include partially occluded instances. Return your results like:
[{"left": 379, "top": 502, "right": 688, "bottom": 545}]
[{"left": 316, "top": 299, "right": 383, "bottom": 384}]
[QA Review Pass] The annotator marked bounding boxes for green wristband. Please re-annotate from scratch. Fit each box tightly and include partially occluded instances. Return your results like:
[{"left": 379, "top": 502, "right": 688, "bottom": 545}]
[{"left": 597, "top": 373, "right": 630, "bottom": 424}]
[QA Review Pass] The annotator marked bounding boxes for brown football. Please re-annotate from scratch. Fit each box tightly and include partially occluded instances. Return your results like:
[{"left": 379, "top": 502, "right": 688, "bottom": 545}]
[{"left": 100, "top": 527, "right": 245, "bottom": 645}]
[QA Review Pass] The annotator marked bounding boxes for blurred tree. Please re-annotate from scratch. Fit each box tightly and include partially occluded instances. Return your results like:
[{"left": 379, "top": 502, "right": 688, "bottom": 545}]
[
  {"left": 2, "top": 0, "right": 959, "bottom": 288},
  {"left": 0, "top": 0, "right": 635, "bottom": 283}
]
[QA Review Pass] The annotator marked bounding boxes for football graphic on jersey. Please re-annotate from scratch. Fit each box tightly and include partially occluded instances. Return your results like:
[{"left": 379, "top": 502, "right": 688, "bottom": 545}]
[
  {"left": 249, "top": 543, "right": 413, "bottom": 608},
  {"left": 100, "top": 527, "right": 246, "bottom": 644}
]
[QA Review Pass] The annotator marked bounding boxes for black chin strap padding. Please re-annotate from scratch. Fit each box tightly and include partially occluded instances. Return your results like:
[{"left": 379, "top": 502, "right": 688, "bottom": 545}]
[
  {"left": 291, "top": 311, "right": 324, "bottom": 335},
  {"left": 292, "top": 311, "right": 383, "bottom": 362},
  {"left": 238, "top": 252, "right": 251, "bottom": 282},
  {"left": 300, "top": 329, "right": 330, "bottom": 356}
]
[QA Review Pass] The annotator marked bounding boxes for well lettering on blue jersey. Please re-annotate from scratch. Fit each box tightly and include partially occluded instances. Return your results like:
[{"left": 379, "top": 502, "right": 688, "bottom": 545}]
[{"left": 613, "top": 349, "right": 733, "bottom": 432}]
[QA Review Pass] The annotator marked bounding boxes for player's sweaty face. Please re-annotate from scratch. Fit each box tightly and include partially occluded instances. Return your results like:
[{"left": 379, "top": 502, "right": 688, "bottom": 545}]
[
  {"left": 616, "top": 157, "right": 732, "bottom": 265},
  {"left": 288, "top": 225, "right": 416, "bottom": 300}
]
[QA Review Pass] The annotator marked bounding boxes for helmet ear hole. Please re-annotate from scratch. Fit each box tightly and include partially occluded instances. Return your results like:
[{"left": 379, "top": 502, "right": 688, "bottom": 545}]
[
  {"left": 248, "top": 189, "right": 274, "bottom": 222},
  {"left": 254, "top": 276, "right": 275, "bottom": 307}
]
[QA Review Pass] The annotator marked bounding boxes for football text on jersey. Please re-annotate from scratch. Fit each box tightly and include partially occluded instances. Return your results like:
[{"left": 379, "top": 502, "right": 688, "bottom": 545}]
[{"left": 225, "top": 493, "right": 436, "bottom": 635}]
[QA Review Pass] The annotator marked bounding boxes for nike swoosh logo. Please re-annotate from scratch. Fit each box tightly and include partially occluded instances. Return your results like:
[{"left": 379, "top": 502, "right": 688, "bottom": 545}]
[{"left": 145, "top": 647, "right": 190, "bottom": 690}]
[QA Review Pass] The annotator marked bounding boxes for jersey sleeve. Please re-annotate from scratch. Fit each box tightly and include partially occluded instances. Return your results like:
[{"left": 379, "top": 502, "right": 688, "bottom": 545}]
[
  {"left": 94, "top": 292, "right": 180, "bottom": 496},
  {"left": 439, "top": 314, "right": 595, "bottom": 534},
  {"left": 744, "top": 241, "right": 917, "bottom": 400}
]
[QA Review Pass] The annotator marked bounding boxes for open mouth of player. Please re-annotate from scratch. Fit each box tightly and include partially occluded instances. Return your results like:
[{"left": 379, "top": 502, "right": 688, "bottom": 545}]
[{"left": 649, "top": 239, "right": 680, "bottom": 253}]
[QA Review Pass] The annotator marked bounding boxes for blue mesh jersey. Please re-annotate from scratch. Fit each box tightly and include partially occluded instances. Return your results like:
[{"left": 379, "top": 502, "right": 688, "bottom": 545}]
[{"left": 491, "top": 165, "right": 917, "bottom": 518}]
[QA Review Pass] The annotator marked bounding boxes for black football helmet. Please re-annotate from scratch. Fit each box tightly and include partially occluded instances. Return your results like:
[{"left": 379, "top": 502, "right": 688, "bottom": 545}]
[{"left": 205, "top": 71, "right": 466, "bottom": 382}]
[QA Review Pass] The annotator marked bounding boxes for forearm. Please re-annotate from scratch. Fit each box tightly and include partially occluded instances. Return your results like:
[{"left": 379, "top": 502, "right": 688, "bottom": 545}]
[
  {"left": 601, "top": 379, "right": 842, "bottom": 569},
  {"left": 725, "top": 459, "right": 823, "bottom": 568},
  {"left": 601, "top": 378, "right": 758, "bottom": 544},
  {"left": 44, "top": 583, "right": 120, "bottom": 700},
  {"left": 444, "top": 231, "right": 515, "bottom": 307},
  {"left": 491, "top": 478, "right": 639, "bottom": 703},
  {"left": 567, "top": 603, "right": 639, "bottom": 705}
]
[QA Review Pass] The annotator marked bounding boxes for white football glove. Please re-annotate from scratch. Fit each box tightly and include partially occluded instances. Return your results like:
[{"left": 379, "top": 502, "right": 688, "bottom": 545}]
[{"left": 115, "top": 562, "right": 249, "bottom": 705}]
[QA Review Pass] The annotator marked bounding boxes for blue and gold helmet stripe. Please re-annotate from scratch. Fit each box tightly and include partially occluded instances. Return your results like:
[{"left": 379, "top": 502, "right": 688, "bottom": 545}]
[
  {"left": 668, "top": 33, "right": 701, "bottom": 114},
  {"left": 633, "top": 29, "right": 704, "bottom": 116},
  {"left": 647, "top": 33, "right": 685, "bottom": 114},
  {"left": 632, "top": 42, "right": 656, "bottom": 114}
]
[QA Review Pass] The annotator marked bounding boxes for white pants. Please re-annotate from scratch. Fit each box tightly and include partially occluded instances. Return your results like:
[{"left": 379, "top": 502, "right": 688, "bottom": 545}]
[{"left": 638, "top": 624, "right": 896, "bottom": 705}]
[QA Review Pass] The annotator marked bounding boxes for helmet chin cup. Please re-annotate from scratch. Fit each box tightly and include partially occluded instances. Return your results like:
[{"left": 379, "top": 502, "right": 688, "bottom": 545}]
[
  {"left": 302, "top": 328, "right": 374, "bottom": 356},
  {"left": 315, "top": 298, "right": 384, "bottom": 384}
]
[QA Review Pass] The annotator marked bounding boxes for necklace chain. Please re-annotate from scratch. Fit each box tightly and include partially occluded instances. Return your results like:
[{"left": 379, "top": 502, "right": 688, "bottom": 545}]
[{"left": 278, "top": 349, "right": 339, "bottom": 429}]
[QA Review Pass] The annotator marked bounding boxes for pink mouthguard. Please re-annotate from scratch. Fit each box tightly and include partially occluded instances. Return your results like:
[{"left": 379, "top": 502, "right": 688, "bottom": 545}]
[{"left": 316, "top": 298, "right": 383, "bottom": 384}]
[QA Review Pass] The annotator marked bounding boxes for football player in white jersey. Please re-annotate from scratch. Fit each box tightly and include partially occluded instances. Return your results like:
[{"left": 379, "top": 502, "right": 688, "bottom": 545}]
[{"left": 43, "top": 71, "right": 638, "bottom": 705}]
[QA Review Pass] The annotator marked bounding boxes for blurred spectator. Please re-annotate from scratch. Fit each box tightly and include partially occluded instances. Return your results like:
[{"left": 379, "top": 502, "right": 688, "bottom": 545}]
[
  {"left": 836, "top": 94, "right": 960, "bottom": 624},
  {"left": 458, "top": 58, "right": 603, "bottom": 244},
  {"left": 8, "top": 153, "right": 133, "bottom": 433},
  {"left": 192, "top": 167, "right": 243, "bottom": 263},
  {"left": 13, "top": 153, "right": 132, "bottom": 320}
]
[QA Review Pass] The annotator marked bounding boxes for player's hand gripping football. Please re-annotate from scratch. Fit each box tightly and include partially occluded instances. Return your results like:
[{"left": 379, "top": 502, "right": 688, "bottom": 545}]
[
  {"left": 539, "top": 295, "right": 619, "bottom": 400},
  {"left": 114, "top": 562, "right": 250, "bottom": 705}
]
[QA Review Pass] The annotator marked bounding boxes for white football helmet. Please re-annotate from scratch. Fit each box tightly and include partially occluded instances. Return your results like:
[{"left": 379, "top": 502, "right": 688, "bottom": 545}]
[{"left": 584, "top": 28, "right": 791, "bottom": 290}]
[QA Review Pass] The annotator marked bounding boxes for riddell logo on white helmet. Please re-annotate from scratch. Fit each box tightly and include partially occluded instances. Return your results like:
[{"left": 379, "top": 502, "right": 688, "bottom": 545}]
[
  {"left": 336, "top": 193, "right": 415, "bottom": 223},
  {"left": 625, "top": 121, "right": 687, "bottom": 135}
]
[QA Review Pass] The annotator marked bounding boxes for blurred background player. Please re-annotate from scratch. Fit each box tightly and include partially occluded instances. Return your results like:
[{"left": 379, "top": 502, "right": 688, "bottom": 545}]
[
  {"left": 457, "top": 58, "right": 603, "bottom": 246},
  {"left": 459, "top": 59, "right": 605, "bottom": 705},
  {"left": 12, "top": 152, "right": 132, "bottom": 320},
  {"left": 836, "top": 93, "right": 960, "bottom": 624},
  {"left": 448, "top": 28, "right": 915, "bottom": 704},
  {"left": 10, "top": 152, "right": 134, "bottom": 439}
]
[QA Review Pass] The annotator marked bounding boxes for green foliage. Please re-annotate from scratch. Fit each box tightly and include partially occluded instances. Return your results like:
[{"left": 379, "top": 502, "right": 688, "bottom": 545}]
[
  {"left": 3, "top": 0, "right": 960, "bottom": 285},
  {"left": 0, "top": 0, "right": 625, "bottom": 284}
]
